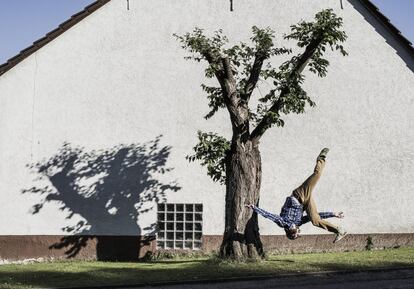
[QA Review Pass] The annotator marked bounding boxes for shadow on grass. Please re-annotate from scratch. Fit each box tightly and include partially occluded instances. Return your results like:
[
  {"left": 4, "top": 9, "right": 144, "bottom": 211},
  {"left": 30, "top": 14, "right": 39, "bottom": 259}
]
[{"left": 0, "top": 259, "right": 412, "bottom": 289}]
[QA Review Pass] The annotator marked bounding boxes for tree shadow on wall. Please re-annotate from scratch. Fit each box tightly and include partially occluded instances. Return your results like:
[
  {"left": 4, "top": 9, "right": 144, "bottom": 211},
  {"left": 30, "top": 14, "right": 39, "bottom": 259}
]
[{"left": 23, "top": 136, "right": 180, "bottom": 261}]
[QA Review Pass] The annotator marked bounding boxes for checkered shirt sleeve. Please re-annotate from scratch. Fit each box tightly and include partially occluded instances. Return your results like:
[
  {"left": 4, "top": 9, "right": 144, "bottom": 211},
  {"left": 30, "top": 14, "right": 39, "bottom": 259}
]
[
  {"left": 252, "top": 206, "right": 291, "bottom": 229},
  {"left": 300, "top": 212, "right": 335, "bottom": 225}
]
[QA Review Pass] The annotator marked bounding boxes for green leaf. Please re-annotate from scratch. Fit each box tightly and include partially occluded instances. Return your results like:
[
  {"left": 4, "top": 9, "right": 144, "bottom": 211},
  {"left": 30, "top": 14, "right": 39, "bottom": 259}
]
[{"left": 186, "top": 131, "right": 230, "bottom": 184}]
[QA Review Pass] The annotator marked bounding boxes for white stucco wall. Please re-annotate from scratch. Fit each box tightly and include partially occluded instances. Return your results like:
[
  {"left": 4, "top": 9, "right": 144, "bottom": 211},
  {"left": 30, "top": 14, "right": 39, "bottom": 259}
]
[{"left": 0, "top": 0, "right": 413, "bottom": 237}]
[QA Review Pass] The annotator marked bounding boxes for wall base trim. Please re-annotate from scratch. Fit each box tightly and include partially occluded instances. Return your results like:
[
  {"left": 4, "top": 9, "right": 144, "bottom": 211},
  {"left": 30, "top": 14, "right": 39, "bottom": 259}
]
[
  {"left": 202, "top": 233, "right": 414, "bottom": 253},
  {"left": 0, "top": 235, "right": 155, "bottom": 262},
  {"left": 0, "top": 233, "right": 412, "bottom": 261}
]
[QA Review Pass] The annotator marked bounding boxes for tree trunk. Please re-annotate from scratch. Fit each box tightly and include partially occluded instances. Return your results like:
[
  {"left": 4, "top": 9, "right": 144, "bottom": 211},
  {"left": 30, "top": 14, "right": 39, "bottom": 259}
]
[{"left": 219, "top": 139, "right": 264, "bottom": 259}]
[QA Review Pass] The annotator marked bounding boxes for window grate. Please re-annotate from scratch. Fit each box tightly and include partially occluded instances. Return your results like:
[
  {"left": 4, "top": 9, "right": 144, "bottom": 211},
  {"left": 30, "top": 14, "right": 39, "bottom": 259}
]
[{"left": 156, "top": 203, "right": 203, "bottom": 250}]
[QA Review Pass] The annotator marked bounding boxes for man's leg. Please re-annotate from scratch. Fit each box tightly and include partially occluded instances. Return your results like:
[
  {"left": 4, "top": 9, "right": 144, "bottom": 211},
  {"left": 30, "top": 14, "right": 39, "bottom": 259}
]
[
  {"left": 292, "top": 149, "right": 339, "bottom": 234},
  {"left": 292, "top": 158, "right": 326, "bottom": 206},
  {"left": 306, "top": 197, "right": 339, "bottom": 233}
]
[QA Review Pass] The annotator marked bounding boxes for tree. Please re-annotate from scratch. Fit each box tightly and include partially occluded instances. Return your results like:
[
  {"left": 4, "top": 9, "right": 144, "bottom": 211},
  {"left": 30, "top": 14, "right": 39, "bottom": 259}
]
[{"left": 175, "top": 9, "right": 347, "bottom": 259}]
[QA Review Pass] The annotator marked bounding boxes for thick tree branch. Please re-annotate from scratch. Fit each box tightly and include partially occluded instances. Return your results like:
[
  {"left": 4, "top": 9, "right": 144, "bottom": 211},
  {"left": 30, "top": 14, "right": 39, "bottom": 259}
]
[
  {"left": 199, "top": 52, "right": 232, "bottom": 110},
  {"left": 221, "top": 56, "right": 235, "bottom": 82},
  {"left": 288, "top": 37, "right": 322, "bottom": 78},
  {"left": 200, "top": 54, "right": 244, "bottom": 136},
  {"left": 242, "top": 54, "right": 266, "bottom": 102},
  {"left": 202, "top": 51, "right": 225, "bottom": 81},
  {"left": 218, "top": 56, "right": 250, "bottom": 140},
  {"left": 250, "top": 37, "right": 323, "bottom": 141}
]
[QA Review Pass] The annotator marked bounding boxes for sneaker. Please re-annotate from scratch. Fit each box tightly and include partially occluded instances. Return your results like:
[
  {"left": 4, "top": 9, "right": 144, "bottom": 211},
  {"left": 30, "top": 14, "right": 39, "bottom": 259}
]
[
  {"left": 317, "top": 148, "right": 329, "bottom": 161},
  {"left": 333, "top": 227, "right": 348, "bottom": 243}
]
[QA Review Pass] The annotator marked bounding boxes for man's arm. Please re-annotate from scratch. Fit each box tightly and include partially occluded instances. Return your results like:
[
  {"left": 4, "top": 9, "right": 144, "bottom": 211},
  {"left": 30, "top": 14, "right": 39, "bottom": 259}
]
[
  {"left": 248, "top": 205, "right": 292, "bottom": 229},
  {"left": 300, "top": 211, "right": 344, "bottom": 225}
]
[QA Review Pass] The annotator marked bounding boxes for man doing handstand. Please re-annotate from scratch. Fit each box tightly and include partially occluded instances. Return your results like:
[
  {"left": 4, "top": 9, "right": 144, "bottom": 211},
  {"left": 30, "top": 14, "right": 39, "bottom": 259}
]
[{"left": 246, "top": 148, "right": 347, "bottom": 243}]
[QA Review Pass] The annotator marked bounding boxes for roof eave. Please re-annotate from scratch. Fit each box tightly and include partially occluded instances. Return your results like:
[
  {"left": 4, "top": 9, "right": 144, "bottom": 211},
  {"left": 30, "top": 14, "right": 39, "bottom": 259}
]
[{"left": 0, "top": 0, "right": 111, "bottom": 77}]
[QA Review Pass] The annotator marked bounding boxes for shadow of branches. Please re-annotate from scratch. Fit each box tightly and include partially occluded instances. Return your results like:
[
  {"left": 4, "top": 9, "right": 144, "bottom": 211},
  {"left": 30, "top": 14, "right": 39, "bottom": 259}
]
[{"left": 23, "top": 136, "right": 180, "bottom": 260}]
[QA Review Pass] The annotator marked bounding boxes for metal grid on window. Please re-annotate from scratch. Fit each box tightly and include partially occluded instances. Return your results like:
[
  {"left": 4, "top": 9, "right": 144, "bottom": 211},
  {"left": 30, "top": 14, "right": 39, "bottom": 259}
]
[{"left": 156, "top": 203, "right": 203, "bottom": 250}]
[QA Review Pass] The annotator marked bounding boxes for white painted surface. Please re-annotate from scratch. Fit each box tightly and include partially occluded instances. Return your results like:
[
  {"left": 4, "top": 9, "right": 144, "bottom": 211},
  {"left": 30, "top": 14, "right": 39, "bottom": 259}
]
[{"left": 0, "top": 0, "right": 413, "bottom": 236}]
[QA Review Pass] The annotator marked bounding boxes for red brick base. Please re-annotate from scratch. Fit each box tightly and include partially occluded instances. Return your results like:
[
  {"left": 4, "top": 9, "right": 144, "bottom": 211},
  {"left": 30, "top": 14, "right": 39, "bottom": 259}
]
[
  {"left": 0, "top": 233, "right": 413, "bottom": 261},
  {"left": 202, "top": 233, "right": 414, "bottom": 253}
]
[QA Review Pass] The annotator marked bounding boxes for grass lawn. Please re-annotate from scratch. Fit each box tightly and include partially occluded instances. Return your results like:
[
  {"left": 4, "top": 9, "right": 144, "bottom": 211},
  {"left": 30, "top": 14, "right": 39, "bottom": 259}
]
[{"left": 0, "top": 247, "right": 413, "bottom": 289}]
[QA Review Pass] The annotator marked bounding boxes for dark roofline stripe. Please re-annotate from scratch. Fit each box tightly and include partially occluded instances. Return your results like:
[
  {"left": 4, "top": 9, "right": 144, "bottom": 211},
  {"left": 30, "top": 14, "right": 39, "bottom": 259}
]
[
  {"left": 0, "top": 0, "right": 413, "bottom": 77},
  {"left": 0, "top": 0, "right": 111, "bottom": 76},
  {"left": 358, "top": 0, "right": 414, "bottom": 57}
]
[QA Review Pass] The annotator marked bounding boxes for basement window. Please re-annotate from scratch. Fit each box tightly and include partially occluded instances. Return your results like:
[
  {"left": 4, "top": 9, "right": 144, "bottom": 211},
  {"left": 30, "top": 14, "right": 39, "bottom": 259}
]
[{"left": 156, "top": 203, "right": 203, "bottom": 250}]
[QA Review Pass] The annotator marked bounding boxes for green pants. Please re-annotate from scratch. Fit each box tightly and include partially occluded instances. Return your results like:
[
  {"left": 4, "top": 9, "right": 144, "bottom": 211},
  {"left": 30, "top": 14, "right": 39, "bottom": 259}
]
[{"left": 292, "top": 159, "right": 339, "bottom": 233}]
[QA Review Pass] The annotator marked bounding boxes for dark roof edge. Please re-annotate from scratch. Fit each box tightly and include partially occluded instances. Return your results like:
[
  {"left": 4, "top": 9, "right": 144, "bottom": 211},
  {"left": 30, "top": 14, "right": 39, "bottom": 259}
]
[
  {"left": 0, "top": 0, "right": 111, "bottom": 77},
  {"left": 358, "top": 0, "right": 414, "bottom": 57}
]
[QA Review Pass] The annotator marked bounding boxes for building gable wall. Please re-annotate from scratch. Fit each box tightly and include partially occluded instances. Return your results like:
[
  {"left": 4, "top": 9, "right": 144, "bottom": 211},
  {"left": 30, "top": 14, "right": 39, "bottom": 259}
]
[{"left": 0, "top": 0, "right": 413, "bottom": 240}]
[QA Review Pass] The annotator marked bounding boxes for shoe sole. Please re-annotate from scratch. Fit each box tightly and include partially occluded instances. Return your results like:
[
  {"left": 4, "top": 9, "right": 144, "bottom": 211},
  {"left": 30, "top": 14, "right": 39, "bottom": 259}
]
[
  {"left": 317, "top": 149, "right": 329, "bottom": 161},
  {"left": 333, "top": 232, "right": 348, "bottom": 243}
]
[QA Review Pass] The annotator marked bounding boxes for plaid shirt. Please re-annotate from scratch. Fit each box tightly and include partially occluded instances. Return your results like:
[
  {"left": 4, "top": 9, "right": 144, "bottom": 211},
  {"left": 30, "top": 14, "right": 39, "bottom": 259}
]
[{"left": 252, "top": 196, "right": 335, "bottom": 230}]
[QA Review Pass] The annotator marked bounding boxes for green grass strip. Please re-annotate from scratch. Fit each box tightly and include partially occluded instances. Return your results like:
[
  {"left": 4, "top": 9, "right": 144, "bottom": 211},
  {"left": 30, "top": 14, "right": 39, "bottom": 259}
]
[{"left": 0, "top": 247, "right": 413, "bottom": 289}]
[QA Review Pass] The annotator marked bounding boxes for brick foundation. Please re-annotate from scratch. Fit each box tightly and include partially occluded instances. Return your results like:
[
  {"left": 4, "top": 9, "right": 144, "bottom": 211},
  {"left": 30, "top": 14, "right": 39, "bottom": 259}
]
[{"left": 1, "top": 233, "right": 412, "bottom": 261}]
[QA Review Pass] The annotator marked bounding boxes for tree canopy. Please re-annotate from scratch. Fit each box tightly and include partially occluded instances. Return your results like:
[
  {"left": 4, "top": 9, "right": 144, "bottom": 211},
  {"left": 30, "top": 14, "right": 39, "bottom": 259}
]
[{"left": 175, "top": 9, "right": 347, "bottom": 184}]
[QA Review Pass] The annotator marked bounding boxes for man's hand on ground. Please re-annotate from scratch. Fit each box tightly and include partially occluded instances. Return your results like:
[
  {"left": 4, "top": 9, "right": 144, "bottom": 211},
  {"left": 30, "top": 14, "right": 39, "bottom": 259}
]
[{"left": 335, "top": 211, "right": 344, "bottom": 218}]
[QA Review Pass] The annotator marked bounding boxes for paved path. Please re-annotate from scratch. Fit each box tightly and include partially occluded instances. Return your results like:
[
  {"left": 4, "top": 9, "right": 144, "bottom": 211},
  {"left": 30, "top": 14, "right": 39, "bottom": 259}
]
[{"left": 119, "top": 268, "right": 414, "bottom": 289}]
